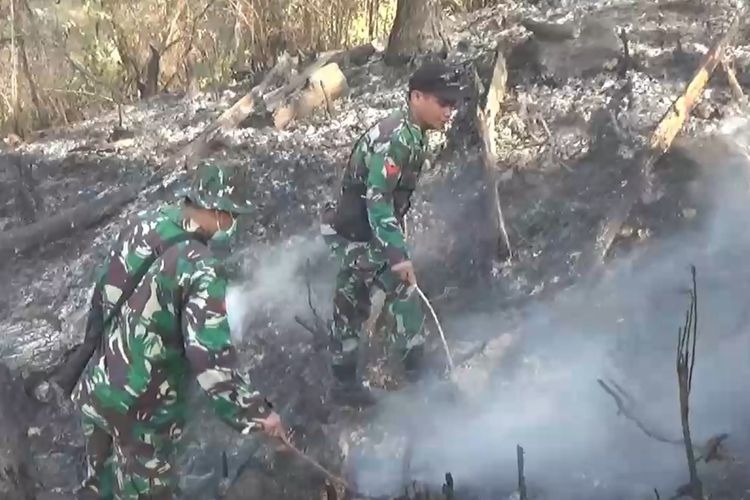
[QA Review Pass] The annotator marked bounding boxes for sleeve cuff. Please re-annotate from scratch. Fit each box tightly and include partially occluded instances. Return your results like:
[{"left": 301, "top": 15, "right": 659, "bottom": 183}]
[{"left": 385, "top": 246, "right": 409, "bottom": 267}]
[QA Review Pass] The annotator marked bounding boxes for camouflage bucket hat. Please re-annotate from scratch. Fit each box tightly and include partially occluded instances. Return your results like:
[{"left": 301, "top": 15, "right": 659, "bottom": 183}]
[{"left": 176, "top": 162, "right": 254, "bottom": 215}]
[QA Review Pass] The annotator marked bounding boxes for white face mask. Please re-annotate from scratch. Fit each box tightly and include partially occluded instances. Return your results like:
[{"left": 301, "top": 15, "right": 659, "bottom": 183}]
[{"left": 211, "top": 213, "right": 237, "bottom": 244}]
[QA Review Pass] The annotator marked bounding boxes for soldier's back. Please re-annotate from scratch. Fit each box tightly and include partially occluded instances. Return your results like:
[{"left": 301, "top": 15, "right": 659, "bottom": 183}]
[{"left": 86, "top": 205, "right": 218, "bottom": 425}]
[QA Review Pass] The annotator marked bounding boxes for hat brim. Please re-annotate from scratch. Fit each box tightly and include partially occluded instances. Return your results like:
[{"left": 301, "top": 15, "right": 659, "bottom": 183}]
[
  {"left": 178, "top": 189, "right": 254, "bottom": 215},
  {"left": 422, "top": 86, "right": 464, "bottom": 105}
]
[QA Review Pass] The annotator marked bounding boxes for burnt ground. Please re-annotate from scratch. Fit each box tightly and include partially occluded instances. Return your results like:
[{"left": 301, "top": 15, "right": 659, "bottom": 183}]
[{"left": 2, "top": 1, "right": 750, "bottom": 499}]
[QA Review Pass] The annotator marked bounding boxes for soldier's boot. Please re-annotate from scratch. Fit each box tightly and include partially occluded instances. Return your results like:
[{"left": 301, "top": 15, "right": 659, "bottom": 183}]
[
  {"left": 402, "top": 344, "right": 425, "bottom": 383},
  {"left": 330, "top": 361, "right": 377, "bottom": 407}
]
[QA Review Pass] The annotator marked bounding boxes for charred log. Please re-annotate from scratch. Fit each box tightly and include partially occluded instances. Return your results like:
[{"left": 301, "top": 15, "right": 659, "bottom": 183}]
[{"left": 0, "top": 182, "right": 141, "bottom": 258}]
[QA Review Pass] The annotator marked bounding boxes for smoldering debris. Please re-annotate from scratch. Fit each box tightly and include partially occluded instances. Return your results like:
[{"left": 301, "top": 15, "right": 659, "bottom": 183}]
[
  {"left": 343, "top": 122, "right": 750, "bottom": 500},
  {"left": 225, "top": 234, "right": 333, "bottom": 343}
]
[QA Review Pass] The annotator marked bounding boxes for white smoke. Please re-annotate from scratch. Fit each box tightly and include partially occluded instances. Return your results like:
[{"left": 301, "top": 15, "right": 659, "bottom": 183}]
[
  {"left": 350, "top": 118, "right": 750, "bottom": 499},
  {"left": 225, "top": 233, "right": 334, "bottom": 343}
]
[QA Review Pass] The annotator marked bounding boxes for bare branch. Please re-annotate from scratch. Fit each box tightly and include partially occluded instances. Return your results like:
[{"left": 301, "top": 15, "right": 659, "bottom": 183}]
[
  {"left": 676, "top": 265, "right": 702, "bottom": 498},
  {"left": 598, "top": 378, "right": 683, "bottom": 445},
  {"left": 517, "top": 445, "right": 528, "bottom": 500}
]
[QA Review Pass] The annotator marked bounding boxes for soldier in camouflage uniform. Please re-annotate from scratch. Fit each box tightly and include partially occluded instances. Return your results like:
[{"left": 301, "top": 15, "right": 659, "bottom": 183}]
[
  {"left": 321, "top": 61, "right": 462, "bottom": 402},
  {"left": 72, "top": 163, "right": 284, "bottom": 500}
]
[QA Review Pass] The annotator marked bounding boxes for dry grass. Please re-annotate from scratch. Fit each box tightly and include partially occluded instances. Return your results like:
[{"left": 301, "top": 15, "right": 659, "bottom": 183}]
[{"left": 0, "top": 0, "right": 499, "bottom": 136}]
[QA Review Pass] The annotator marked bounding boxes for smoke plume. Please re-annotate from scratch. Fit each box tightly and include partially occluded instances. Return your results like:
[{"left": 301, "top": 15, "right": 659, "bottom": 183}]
[{"left": 351, "top": 118, "right": 750, "bottom": 499}]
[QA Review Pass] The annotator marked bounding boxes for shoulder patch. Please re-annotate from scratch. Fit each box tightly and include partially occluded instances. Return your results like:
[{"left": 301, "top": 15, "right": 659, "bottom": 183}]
[
  {"left": 376, "top": 112, "right": 405, "bottom": 142},
  {"left": 384, "top": 158, "right": 401, "bottom": 178}
]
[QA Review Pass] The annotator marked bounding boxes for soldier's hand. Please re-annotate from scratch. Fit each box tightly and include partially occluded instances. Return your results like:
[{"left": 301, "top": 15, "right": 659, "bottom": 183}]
[
  {"left": 391, "top": 260, "right": 417, "bottom": 286},
  {"left": 253, "top": 411, "right": 285, "bottom": 438}
]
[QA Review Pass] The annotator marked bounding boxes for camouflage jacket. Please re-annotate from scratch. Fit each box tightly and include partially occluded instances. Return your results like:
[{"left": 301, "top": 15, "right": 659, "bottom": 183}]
[
  {"left": 72, "top": 205, "right": 269, "bottom": 434},
  {"left": 338, "top": 108, "right": 426, "bottom": 265}
]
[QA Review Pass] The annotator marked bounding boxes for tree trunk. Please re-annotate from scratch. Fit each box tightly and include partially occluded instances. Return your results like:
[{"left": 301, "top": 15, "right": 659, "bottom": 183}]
[
  {"left": 10, "top": 0, "right": 21, "bottom": 135},
  {"left": 410, "top": 63, "right": 503, "bottom": 295},
  {"left": 385, "top": 0, "right": 446, "bottom": 65},
  {"left": 141, "top": 44, "right": 161, "bottom": 99}
]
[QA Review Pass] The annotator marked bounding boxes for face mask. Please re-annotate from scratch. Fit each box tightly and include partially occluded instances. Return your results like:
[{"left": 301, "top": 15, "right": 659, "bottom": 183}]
[{"left": 211, "top": 213, "right": 237, "bottom": 245}]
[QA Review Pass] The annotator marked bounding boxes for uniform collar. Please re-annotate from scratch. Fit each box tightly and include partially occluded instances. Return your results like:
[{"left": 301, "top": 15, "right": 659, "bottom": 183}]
[{"left": 403, "top": 106, "right": 425, "bottom": 144}]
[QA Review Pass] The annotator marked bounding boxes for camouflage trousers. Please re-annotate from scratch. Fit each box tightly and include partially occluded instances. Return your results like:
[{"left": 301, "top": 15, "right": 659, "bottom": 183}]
[
  {"left": 76, "top": 404, "right": 181, "bottom": 500},
  {"left": 322, "top": 231, "right": 425, "bottom": 371}
]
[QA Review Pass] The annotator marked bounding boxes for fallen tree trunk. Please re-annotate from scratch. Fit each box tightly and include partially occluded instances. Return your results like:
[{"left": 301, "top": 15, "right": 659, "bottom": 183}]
[
  {"left": 580, "top": 14, "right": 741, "bottom": 271},
  {"left": 273, "top": 63, "right": 348, "bottom": 130},
  {"left": 0, "top": 180, "right": 141, "bottom": 257},
  {"left": 0, "top": 363, "right": 36, "bottom": 500},
  {"left": 161, "top": 53, "right": 300, "bottom": 172}
]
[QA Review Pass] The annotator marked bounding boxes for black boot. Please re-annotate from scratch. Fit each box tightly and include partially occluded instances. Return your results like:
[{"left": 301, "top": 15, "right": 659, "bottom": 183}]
[
  {"left": 330, "top": 362, "right": 377, "bottom": 407},
  {"left": 403, "top": 345, "right": 425, "bottom": 383}
]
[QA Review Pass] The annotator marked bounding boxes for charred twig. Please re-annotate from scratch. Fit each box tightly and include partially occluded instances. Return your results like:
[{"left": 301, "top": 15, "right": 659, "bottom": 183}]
[
  {"left": 477, "top": 108, "right": 513, "bottom": 260},
  {"left": 696, "top": 432, "right": 730, "bottom": 463},
  {"left": 722, "top": 56, "right": 745, "bottom": 103},
  {"left": 442, "top": 473, "right": 455, "bottom": 500},
  {"left": 295, "top": 259, "right": 330, "bottom": 349},
  {"left": 676, "top": 265, "right": 702, "bottom": 499},
  {"left": 277, "top": 434, "right": 350, "bottom": 491},
  {"left": 617, "top": 27, "right": 632, "bottom": 77},
  {"left": 216, "top": 450, "right": 231, "bottom": 497},
  {"left": 517, "top": 445, "right": 528, "bottom": 500},
  {"left": 324, "top": 480, "right": 338, "bottom": 500},
  {"left": 598, "top": 378, "right": 683, "bottom": 445},
  {"left": 401, "top": 433, "right": 414, "bottom": 492}
]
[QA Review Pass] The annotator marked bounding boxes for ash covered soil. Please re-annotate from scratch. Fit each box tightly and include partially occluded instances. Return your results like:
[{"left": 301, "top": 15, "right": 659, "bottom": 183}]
[{"left": 2, "top": 1, "right": 750, "bottom": 499}]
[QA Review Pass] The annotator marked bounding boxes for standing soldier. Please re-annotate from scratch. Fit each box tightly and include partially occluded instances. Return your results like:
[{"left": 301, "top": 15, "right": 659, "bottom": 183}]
[
  {"left": 72, "top": 163, "right": 285, "bottom": 500},
  {"left": 321, "top": 61, "right": 462, "bottom": 403}
]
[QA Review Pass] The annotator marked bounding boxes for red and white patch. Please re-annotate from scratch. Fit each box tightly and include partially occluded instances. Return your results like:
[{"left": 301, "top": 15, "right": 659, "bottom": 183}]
[{"left": 384, "top": 159, "right": 401, "bottom": 178}]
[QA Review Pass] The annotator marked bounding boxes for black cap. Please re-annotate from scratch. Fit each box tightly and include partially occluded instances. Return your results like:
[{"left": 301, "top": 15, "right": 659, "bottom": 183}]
[{"left": 408, "top": 61, "right": 463, "bottom": 103}]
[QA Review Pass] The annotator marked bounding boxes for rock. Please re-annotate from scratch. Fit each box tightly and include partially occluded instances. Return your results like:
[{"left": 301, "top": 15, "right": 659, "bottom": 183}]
[
  {"left": 682, "top": 207, "right": 697, "bottom": 219},
  {"left": 526, "top": 18, "right": 622, "bottom": 82}
]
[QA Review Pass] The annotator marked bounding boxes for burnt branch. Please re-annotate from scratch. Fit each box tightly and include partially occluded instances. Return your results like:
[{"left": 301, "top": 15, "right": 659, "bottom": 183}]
[
  {"left": 295, "top": 258, "right": 330, "bottom": 351},
  {"left": 597, "top": 378, "right": 682, "bottom": 445},
  {"left": 517, "top": 445, "right": 528, "bottom": 500},
  {"left": 675, "top": 265, "right": 703, "bottom": 499}
]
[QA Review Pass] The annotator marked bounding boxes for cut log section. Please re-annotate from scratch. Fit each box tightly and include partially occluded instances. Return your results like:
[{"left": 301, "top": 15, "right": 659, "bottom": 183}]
[
  {"left": 273, "top": 63, "right": 348, "bottom": 130},
  {"left": 581, "top": 14, "right": 741, "bottom": 271},
  {"left": 163, "top": 48, "right": 370, "bottom": 171}
]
